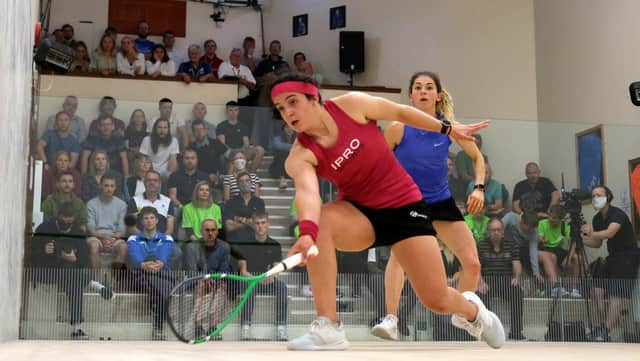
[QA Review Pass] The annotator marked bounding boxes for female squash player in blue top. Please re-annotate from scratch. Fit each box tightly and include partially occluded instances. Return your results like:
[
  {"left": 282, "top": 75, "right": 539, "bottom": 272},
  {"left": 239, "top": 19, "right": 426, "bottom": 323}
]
[{"left": 372, "top": 71, "right": 487, "bottom": 340}]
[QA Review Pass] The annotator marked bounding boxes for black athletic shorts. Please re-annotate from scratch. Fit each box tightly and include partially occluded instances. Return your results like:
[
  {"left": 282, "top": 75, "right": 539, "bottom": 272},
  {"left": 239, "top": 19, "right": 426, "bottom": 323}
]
[
  {"left": 349, "top": 200, "right": 437, "bottom": 248},
  {"left": 590, "top": 253, "right": 640, "bottom": 298},
  {"left": 424, "top": 197, "right": 464, "bottom": 222},
  {"left": 538, "top": 246, "right": 569, "bottom": 266}
]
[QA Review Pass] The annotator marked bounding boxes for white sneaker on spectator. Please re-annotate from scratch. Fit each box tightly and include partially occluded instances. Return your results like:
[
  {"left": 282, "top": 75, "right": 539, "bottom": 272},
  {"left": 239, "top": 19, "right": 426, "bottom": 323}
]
[
  {"left": 371, "top": 314, "right": 399, "bottom": 341},
  {"left": 451, "top": 291, "right": 505, "bottom": 349},
  {"left": 241, "top": 324, "right": 252, "bottom": 340},
  {"left": 570, "top": 288, "right": 582, "bottom": 298},
  {"left": 551, "top": 287, "right": 569, "bottom": 298},
  {"left": 287, "top": 317, "right": 350, "bottom": 351},
  {"left": 301, "top": 285, "right": 313, "bottom": 297},
  {"left": 276, "top": 325, "right": 288, "bottom": 341}
]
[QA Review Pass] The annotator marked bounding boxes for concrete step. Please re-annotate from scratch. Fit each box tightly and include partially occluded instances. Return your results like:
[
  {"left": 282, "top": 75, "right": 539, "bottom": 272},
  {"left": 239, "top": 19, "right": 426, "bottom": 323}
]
[
  {"left": 260, "top": 186, "right": 295, "bottom": 197},
  {"left": 261, "top": 195, "right": 294, "bottom": 207}
]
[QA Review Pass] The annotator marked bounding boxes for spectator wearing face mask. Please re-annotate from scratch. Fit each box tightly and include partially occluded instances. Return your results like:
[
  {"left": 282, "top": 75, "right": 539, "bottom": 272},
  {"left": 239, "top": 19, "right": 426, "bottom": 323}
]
[
  {"left": 222, "top": 150, "right": 261, "bottom": 202},
  {"left": 223, "top": 172, "right": 265, "bottom": 242}
]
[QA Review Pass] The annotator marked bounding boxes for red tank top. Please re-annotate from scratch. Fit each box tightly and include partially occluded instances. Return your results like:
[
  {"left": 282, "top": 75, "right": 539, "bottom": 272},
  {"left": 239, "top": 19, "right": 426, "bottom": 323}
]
[{"left": 296, "top": 100, "right": 422, "bottom": 209}]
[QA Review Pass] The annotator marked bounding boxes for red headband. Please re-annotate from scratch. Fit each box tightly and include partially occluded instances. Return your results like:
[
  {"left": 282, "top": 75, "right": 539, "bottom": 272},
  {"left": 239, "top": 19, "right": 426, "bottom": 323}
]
[{"left": 271, "top": 81, "right": 319, "bottom": 102}]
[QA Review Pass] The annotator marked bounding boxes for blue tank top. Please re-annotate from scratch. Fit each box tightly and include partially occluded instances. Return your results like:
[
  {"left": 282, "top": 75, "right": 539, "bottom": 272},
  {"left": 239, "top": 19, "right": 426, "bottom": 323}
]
[{"left": 394, "top": 120, "right": 452, "bottom": 204}]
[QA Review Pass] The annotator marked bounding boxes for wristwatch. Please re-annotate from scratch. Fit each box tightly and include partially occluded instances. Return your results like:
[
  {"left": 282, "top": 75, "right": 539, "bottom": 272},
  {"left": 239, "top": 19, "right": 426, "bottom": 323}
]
[
  {"left": 440, "top": 119, "right": 452, "bottom": 135},
  {"left": 473, "top": 183, "right": 486, "bottom": 192}
]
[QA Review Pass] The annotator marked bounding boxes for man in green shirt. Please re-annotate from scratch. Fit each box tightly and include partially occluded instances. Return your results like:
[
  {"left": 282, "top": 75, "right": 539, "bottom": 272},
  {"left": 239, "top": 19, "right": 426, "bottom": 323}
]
[{"left": 42, "top": 171, "right": 88, "bottom": 231}]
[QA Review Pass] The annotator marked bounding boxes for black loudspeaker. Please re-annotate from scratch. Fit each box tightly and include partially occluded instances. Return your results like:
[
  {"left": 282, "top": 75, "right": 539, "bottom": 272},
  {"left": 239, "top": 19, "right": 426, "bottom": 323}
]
[{"left": 339, "top": 31, "right": 364, "bottom": 74}]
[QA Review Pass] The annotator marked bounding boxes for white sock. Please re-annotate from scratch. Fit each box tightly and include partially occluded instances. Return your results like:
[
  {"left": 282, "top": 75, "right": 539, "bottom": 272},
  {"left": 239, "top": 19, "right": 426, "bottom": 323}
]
[{"left": 90, "top": 280, "right": 105, "bottom": 291}]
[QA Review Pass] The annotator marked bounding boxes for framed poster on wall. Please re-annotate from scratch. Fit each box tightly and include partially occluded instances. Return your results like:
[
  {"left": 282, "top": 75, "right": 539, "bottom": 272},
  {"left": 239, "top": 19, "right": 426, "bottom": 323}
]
[
  {"left": 576, "top": 125, "right": 605, "bottom": 192},
  {"left": 629, "top": 156, "right": 640, "bottom": 239}
]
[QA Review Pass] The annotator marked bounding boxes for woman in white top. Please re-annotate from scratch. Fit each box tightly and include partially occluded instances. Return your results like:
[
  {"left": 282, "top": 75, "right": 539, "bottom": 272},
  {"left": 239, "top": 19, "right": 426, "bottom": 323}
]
[
  {"left": 138, "top": 118, "right": 180, "bottom": 180},
  {"left": 116, "top": 36, "right": 145, "bottom": 76},
  {"left": 146, "top": 44, "right": 176, "bottom": 77}
]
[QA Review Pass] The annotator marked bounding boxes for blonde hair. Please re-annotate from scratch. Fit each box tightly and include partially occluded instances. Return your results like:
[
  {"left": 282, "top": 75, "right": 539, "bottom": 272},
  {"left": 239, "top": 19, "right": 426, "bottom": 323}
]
[
  {"left": 191, "top": 181, "right": 213, "bottom": 209},
  {"left": 87, "top": 150, "right": 111, "bottom": 176}
]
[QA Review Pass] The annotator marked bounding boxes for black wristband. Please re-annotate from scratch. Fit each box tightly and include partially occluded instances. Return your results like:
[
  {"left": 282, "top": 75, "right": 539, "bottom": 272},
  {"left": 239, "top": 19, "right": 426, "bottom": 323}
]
[
  {"left": 440, "top": 119, "right": 452, "bottom": 135},
  {"left": 473, "top": 183, "right": 486, "bottom": 192}
]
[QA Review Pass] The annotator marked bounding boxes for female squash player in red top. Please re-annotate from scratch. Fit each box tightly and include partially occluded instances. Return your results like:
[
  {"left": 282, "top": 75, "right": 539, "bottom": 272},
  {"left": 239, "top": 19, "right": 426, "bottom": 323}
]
[{"left": 270, "top": 73, "right": 504, "bottom": 351}]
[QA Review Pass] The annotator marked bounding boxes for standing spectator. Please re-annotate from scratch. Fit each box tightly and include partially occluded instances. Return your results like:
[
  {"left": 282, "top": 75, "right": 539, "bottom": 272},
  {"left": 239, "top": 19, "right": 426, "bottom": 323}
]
[
  {"left": 467, "top": 164, "right": 504, "bottom": 217},
  {"left": 126, "top": 206, "right": 176, "bottom": 340},
  {"left": 190, "top": 119, "right": 228, "bottom": 197},
  {"left": 503, "top": 211, "right": 542, "bottom": 283},
  {"left": 124, "top": 153, "right": 152, "bottom": 202},
  {"left": 182, "top": 181, "right": 223, "bottom": 242},
  {"left": 512, "top": 162, "right": 560, "bottom": 218},
  {"left": 61, "top": 24, "right": 75, "bottom": 45},
  {"left": 42, "top": 172, "right": 88, "bottom": 231},
  {"left": 41, "top": 150, "right": 82, "bottom": 200},
  {"left": 68, "top": 41, "right": 90, "bottom": 73},
  {"left": 463, "top": 207, "right": 490, "bottom": 243},
  {"left": 582, "top": 186, "right": 640, "bottom": 341},
  {"left": 86, "top": 174, "right": 128, "bottom": 269},
  {"left": 81, "top": 115, "right": 128, "bottom": 176},
  {"left": 124, "top": 109, "right": 149, "bottom": 154},
  {"left": 134, "top": 20, "right": 155, "bottom": 60},
  {"left": 91, "top": 33, "right": 117, "bottom": 75},
  {"left": 184, "top": 102, "right": 217, "bottom": 143},
  {"left": 167, "top": 148, "right": 208, "bottom": 215},
  {"left": 476, "top": 218, "right": 525, "bottom": 340},
  {"left": 146, "top": 44, "right": 176, "bottom": 77},
  {"left": 270, "top": 123, "right": 294, "bottom": 189},
  {"left": 223, "top": 172, "right": 265, "bottom": 242},
  {"left": 177, "top": 44, "right": 213, "bottom": 83},
  {"left": 126, "top": 170, "right": 175, "bottom": 235},
  {"left": 148, "top": 98, "right": 185, "bottom": 150},
  {"left": 455, "top": 134, "right": 486, "bottom": 188},
  {"left": 44, "top": 95, "right": 88, "bottom": 143},
  {"left": 216, "top": 101, "right": 264, "bottom": 173},
  {"left": 218, "top": 48, "right": 256, "bottom": 105},
  {"left": 200, "top": 39, "right": 223, "bottom": 78},
  {"left": 88, "top": 96, "right": 126, "bottom": 136},
  {"left": 37, "top": 111, "right": 81, "bottom": 169},
  {"left": 139, "top": 118, "right": 180, "bottom": 180},
  {"left": 162, "top": 30, "right": 186, "bottom": 65},
  {"left": 223, "top": 150, "right": 262, "bottom": 202},
  {"left": 240, "top": 36, "right": 261, "bottom": 73},
  {"left": 81, "top": 149, "right": 124, "bottom": 202},
  {"left": 116, "top": 36, "right": 145, "bottom": 76}
]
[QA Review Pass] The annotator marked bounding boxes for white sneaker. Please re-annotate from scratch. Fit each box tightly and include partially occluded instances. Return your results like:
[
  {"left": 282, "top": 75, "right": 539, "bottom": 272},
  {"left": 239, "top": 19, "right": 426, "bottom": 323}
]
[
  {"left": 551, "top": 287, "right": 570, "bottom": 298},
  {"left": 451, "top": 291, "right": 505, "bottom": 349},
  {"left": 371, "top": 314, "right": 399, "bottom": 341},
  {"left": 287, "top": 317, "right": 350, "bottom": 351},
  {"left": 241, "top": 324, "right": 252, "bottom": 340},
  {"left": 276, "top": 325, "right": 288, "bottom": 341},
  {"left": 570, "top": 288, "right": 582, "bottom": 298}
]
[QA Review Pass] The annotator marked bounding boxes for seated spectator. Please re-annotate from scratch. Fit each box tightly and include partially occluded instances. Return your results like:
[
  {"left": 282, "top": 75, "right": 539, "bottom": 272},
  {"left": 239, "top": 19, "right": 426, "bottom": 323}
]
[
  {"left": 68, "top": 41, "right": 90, "bottom": 73},
  {"left": 463, "top": 207, "right": 489, "bottom": 243},
  {"left": 177, "top": 44, "right": 213, "bottom": 83},
  {"left": 163, "top": 30, "right": 186, "bottom": 65},
  {"left": 139, "top": 118, "right": 180, "bottom": 180},
  {"left": 61, "top": 24, "right": 75, "bottom": 45},
  {"left": 126, "top": 206, "right": 176, "bottom": 340},
  {"left": 477, "top": 218, "right": 525, "bottom": 340},
  {"left": 103, "top": 26, "right": 118, "bottom": 42},
  {"left": 582, "top": 186, "right": 640, "bottom": 342},
  {"left": 116, "top": 36, "right": 145, "bottom": 76},
  {"left": 502, "top": 211, "right": 542, "bottom": 283},
  {"left": 44, "top": 95, "right": 88, "bottom": 143},
  {"left": 234, "top": 212, "right": 288, "bottom": 341},
  {"left": 91, "top": 33, "right": 117, "bottom": 75},
  {"left": 42, "top": 171, "right": 87, "bottom": 231},
  {"left": 455, "top": 134, "right": 486, "bottom": 188},
  {"left": 126, "top": 170, "right": 175, "bottom": 235},
  {"left": 37, "top": 111, "right": 81, "bottom": 169},
  {"left": 200, "top": 39, "right": 223, "bottom": 78},
  {"left": 51, "top": 28, "right": 64, "bottom": 44},
  {"left": 167, "top": 148, "right": 208, "bottom": 214},
  {"left": 270, "top": 123, "right": 294, "bottom": 189},
  {"left": 466, "top": 164, "right": 504, "bottom": 217},
  {"left": 512, "top": 162, "right": 560, "bottom": 218},
  {"left": 146, "top": 44, "right": 176, "bottom": 77},
  {"left": 240, "top": 36, "right": 261, "bottom": 73},
  {"left": 223, "top": 150, "right": 262, "bottom": 201},
  {"left": 218, "top": 48, "right": 256, "bottom": 106},
  {"left": 293, "top": 51, "right": 322, "bottom": 84},
  {"left": 86, "top": 174, "right": 127, "bottom": 269},
  {"left": 216, "top": 101, "right": 264, "bottom": 173},
  {"left": 81, "top": 150, "right": 124, "bottom": 202},
  {"left": 42, "top": 150, "right": 82, "bottom": 200},
  {"left": 31, "top": 202, "right": 113, "bottom": 339},
  {"left": 81, "top": 115, "right": 128, "bottom": 176},
  {"left": 124, "top": 109, "right": 149, "bottom": 154},
  {"left": 223, "top": 172, "right": 265, "bottom": 242},
  {"left": 134, "top": 20, "right": 155, "bottom": 59},
  {"left": 254, "top": 40, "right": 289, "bottom": 85},
  {"left": 447, "top": 156, "right": 466, "bottom": 203},
  {"left": 149, "top": 98, "right": 186, "bottom": 150},
  {"left": 124, "top": 153, "right": 152, "bottom": 202},
  {"left": 182, "top": 181, "right": 223, "bottom": 242},
  {"left": 184, "top": 102, "right": 217, "bottom": 143},
  {"left": 190, "top": 119, "right": 228, "bottom": 197},
  {"left": 88, "top": 96, "right": 126, "bottom": 136}
]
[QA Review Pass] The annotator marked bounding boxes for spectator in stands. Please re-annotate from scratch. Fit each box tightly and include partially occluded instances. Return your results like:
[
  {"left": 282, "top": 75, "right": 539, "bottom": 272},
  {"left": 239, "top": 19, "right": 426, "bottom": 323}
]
[
  {"left": 190, "top": 119, "right": 228, "bottom": 198},
  {"left": 68, "top": 41, "right": 90, "bottom": 73},
  {"left": 81, "top": 149, "right": 124, "bottom": 202},
  {"left": 455, "top": 134, "right": 486, "bottom": 188},
  {"left": 502, "top": 211, "right": 542, "bottom": 283},
  {"left": 254, "top": 40, "right": 289, "bottom": 84},
  {"left": 466, "top": 164, "right": 504, "bottom": 217},
  {"left": 184, "top": 102, "right": 217, "bottom": 143},
  {"left": 167, "top": 148, "right": 208, "bottom": 216},
  {"left": 476, "top": 218, "right": 525, "bottom": 340},
  {"left": 223, "top": 150, "right": 262, "bottom": 202},
  {"left": 104, "top": 26, "right": 118, "bottom": 42},
  {"left": 139, "top": 118, "right": 180, "bottom": 180},
  {"left": 216, "top": 101, "right": 264, "bottom": 173},
  {"left": 464, "top": 207, "right": 489, "bottom": 243},
  {"left": 42, "top": 171, "right": 88, "bottom": 231},
  {"left": 182, "top": 181, "right": 223, "bottom": 242},
  {"left": 126, "top": 206, "right": 176, "bottom": 340},
  {"left": 37, "top": 111, "right": 81, "bottom": 169},
  {"left": 512, "top": 162, "right": 560, "bottom": 218},
  {"left": 177, "top": 44, "right": 213, "bottom": 83},
  {"left": 134, "top": 20, "right": 155, "bottom": 60},
  {"left": 223, "top": 172, "right": 265, "bottom": 242},
  {"left": 81, "top": 115, "right": 128, "bottom": 176},
  {"left": 42, "top": 150, "right": 82, "bottom": 200},
  {"left": 236, "top": 212, "right": 288, "bottom": 341},
  {"left": 241, "top": 36, "right": 261, "bottom": 73},
  {"left": 201, "top": 39, "right": 223, "bottom": 78},
  {"left": 88, "top": 96, "right": 126, "bottom": 136},
  {"left": 61, "top": 24, "right": 74, "bottom": 45},
  {"left": 116, "top": 36, "right": 145, "bottom": 76},
  {"left": 126, "top": 170, "right": 175, "bottom": 236},
  {"left": 162, "top": 30, "right": 186, "bottom": 65},
  {"left": 91, "top": 33, "right": 117, "bottom": 76},
  {"left": 124, "top": 153, "right": 152, "bottom": 202},
  {"left": 582, "top": 186, "right": 640, "bottom": 341},
  {"left": 51, "top": 29, "right": 64, "bottom": 44},
  {"left": 124, "top": 109, "right": 149, "bottom": 154},
  {"left": 149, "top": 98, "right": 186, "bottom": 150},
  {"left": 293, "top": 51, "right": 322, "bottom": 84},
  {"left": 86, "top": 174, "right": 127, "bottom": 269},
  {"left": 45, "top": 95, "right": 87, "bottom": 143},
  {"left": 447, "top": 156, "right": 466, "bottom": 203},
  {"left": 270, "top": 123, "right": 294, "bottom": 189},
  {"left": 218, "top": 48, "right": 256, "bottom": 105},
  {"left": 146, "top": 44, "right": 176, "bottom": 77},
  {"left": 31, "top": 202, "right": 113, "bottom": 339}
]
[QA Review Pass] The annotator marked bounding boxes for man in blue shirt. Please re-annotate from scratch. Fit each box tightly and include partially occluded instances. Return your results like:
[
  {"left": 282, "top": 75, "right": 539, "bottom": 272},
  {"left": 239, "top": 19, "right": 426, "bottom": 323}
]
[
  {"left": 177, "top": 45, "right": 213, "bottom": 83},
  {"left": 134, "top": 20, "right": 155, "bottom": 60},
  {"left": 37, "top": 111, "right": 81, "bottom": 169}
]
